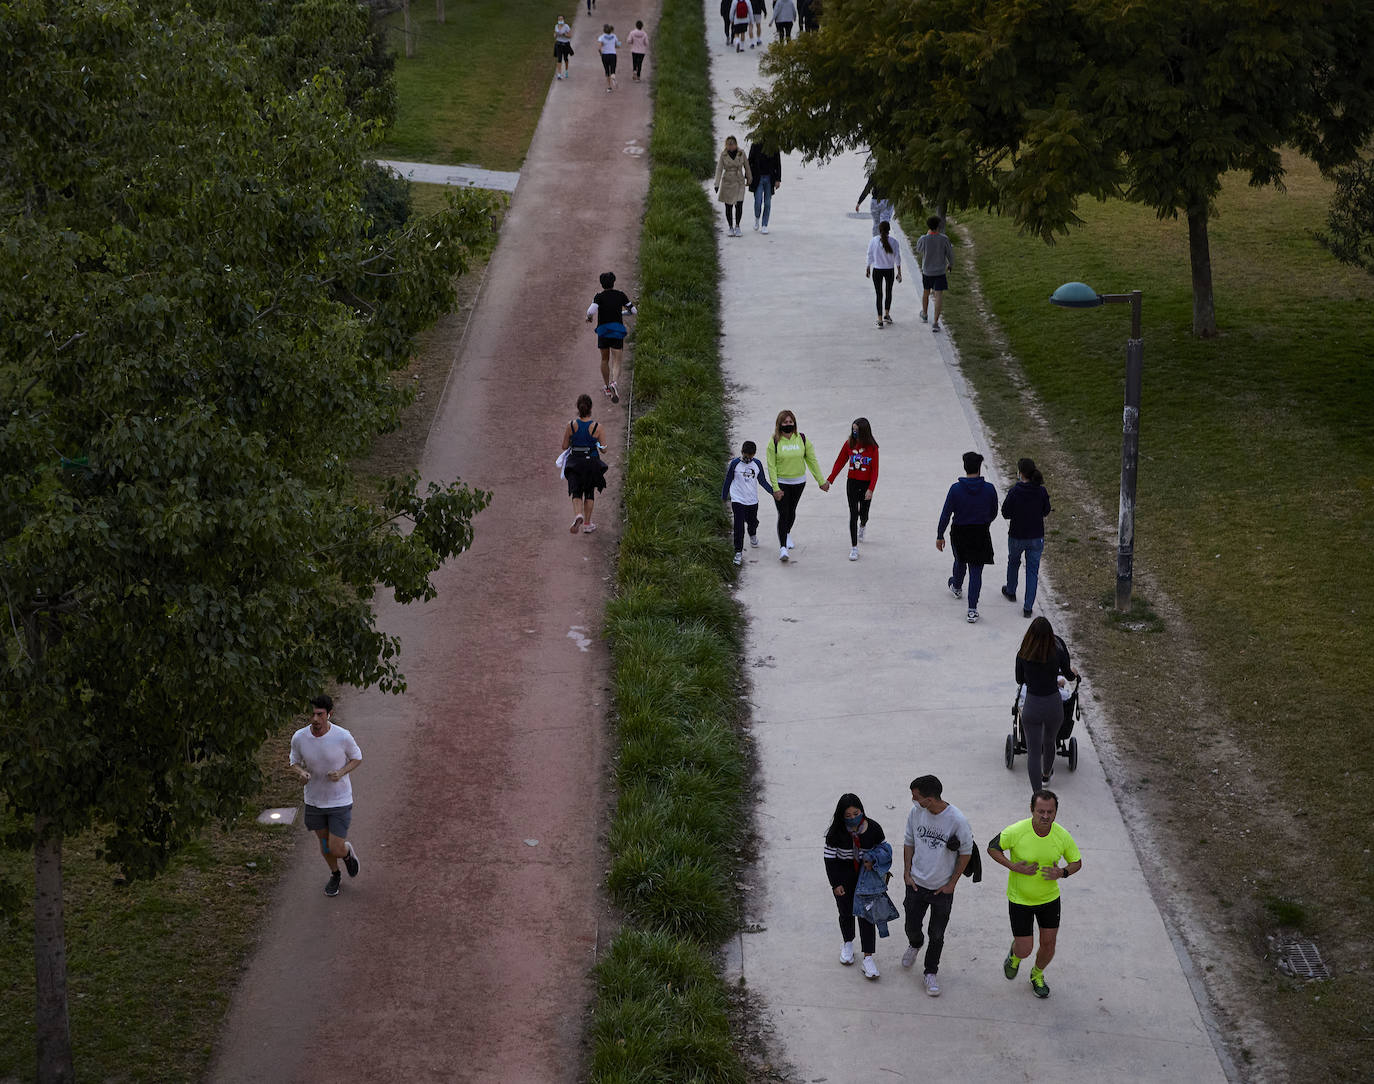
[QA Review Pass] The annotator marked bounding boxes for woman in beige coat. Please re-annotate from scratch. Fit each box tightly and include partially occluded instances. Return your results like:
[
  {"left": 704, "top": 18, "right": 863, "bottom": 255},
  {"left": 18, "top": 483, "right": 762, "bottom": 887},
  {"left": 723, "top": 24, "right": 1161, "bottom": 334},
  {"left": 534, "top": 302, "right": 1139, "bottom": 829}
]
[{"left": 713, "top": 136, "right": 753, "bottom": 237}]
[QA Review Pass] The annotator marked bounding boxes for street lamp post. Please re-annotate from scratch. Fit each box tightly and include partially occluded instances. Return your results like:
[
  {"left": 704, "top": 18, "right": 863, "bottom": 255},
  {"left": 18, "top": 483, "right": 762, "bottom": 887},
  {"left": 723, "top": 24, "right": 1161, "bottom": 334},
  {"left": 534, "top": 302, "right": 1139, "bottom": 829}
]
[{"left": 1049, "top": 282, "right": 1144, "bottom": 613}]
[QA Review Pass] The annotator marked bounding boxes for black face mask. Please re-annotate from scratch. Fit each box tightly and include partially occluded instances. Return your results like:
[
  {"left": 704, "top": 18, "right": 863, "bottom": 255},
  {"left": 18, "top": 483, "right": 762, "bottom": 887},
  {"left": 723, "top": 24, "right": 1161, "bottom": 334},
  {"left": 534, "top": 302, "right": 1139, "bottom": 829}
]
[{"left": 781, "top": 425, "right": 795, "bottom": 434}]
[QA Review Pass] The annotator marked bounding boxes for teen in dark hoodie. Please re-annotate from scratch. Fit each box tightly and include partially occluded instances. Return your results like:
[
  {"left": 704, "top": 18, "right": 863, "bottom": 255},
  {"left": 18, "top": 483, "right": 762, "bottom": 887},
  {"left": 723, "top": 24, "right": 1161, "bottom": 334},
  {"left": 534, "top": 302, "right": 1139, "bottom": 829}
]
[{"left": 936, "top": 451, "right": 998, "bottom": 622}]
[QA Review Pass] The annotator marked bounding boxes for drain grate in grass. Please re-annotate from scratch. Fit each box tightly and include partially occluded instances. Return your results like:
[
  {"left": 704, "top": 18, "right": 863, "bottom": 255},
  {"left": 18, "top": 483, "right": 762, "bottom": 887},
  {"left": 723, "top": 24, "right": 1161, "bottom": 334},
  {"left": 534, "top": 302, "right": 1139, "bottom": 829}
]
[{"left": 1272, "top": 935, "right": 1331, "bottom": 981}]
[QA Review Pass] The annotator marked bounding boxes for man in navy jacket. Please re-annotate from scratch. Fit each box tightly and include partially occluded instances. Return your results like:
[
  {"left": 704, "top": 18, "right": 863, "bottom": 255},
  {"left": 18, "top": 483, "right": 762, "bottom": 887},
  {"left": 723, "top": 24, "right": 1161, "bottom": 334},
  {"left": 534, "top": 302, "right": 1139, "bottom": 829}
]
[{"left": 936, "top": 451, "right": 998, "bottom": 622}]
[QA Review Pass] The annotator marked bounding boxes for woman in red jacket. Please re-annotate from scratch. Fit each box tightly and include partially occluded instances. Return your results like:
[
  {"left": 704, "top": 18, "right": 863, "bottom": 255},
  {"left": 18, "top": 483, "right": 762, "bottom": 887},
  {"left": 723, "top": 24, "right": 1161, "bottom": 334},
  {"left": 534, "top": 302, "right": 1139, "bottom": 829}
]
[{"left": 826, "top": 417, "right": 879, "bottom": 561}]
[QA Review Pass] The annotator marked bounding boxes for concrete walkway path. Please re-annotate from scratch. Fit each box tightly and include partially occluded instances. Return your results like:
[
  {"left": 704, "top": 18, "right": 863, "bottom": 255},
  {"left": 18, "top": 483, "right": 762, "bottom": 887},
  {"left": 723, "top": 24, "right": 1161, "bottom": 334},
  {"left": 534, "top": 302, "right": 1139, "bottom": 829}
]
[
  {"left": 376, "top": 159, "right": 520, "bottom": 192},
  {"left": 708, "top": 26, "right": 1232, "bottom": 1084}
]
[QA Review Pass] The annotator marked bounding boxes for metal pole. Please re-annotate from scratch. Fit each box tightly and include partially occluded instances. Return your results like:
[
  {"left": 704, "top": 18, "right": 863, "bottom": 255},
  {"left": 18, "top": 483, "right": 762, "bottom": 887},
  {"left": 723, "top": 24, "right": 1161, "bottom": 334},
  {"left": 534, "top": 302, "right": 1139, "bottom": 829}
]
[{"left": 1103, "top": 291, "right": 1143, "bottom": 611}]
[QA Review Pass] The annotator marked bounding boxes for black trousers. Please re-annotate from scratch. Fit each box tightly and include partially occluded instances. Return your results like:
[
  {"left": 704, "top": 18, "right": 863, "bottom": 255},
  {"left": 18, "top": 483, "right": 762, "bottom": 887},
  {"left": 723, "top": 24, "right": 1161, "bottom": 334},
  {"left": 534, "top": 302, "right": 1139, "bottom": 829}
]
[
  {"left": 731, "top": 501, "right": 760, "bottom": 552},
  {"left": 835, "top": 887, "right": 877, "bottom": 953},
  {"left": 846, "top": 477, "right": 871, "bottom": 546},
  {"left": 872, "top": 267, "right": 894, "bottom": 317},
  {"left": 904, "top": 883, "right": 954, "bottom": 974},
  {"left": 776, "top": 481, "right": 805, "bottom": 544}
]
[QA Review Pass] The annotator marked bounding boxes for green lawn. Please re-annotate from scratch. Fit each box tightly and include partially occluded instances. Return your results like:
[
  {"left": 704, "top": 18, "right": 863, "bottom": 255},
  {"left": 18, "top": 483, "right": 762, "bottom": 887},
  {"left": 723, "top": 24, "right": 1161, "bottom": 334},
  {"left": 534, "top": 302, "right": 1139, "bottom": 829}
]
[
  {"left": 0, "top": 731, "right": 300, "bottom": 1083},
  {"left": 378, "top": 0, "right": 569, "bottom": 170},
  {"left": 948, "top": 150, "right": 1374, "bottom": 1071}
]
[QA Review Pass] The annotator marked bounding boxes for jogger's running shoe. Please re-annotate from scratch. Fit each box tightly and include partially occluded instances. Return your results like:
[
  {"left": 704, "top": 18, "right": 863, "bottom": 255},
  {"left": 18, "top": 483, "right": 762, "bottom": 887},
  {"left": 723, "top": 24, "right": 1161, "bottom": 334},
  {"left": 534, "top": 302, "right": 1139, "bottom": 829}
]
[
  {"left": 325, "top": 871, "right": 342, "bottom": 897},
  {"left": 1003, "top": 950, "right": 1020, "bottom": 980},
  {"left": 343, "top": 842, "right": 359, "bottom": 878},
  {"left": 1030, "top": 971, "right": 1050, "bottom": 999}
]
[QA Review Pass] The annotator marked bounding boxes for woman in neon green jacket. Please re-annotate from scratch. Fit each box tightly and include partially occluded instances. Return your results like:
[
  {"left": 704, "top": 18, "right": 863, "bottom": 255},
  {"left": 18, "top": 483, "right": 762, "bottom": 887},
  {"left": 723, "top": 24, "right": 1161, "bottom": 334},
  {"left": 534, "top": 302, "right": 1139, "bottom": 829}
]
[{"left": 764, "top": 408, "right": 829, "bottom": 562}]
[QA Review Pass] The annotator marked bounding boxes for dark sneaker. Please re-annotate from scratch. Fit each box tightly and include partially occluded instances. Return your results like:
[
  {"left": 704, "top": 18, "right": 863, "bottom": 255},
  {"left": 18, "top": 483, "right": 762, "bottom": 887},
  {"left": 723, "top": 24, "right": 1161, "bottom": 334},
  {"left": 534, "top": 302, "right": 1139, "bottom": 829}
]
[
  {"left": 947, "top": 577, "right": 962, "bottom": 599},
  {"left": 343, "top": 843, "right": 360, "bottom": 878},
  {"left": 325, "top": 871, "right": 342, "bottom": 897},
  {"left": 1023, "top": 608, "right": 1033, "bottom": 618},
  {"left": 1003, "top": 950, "right": 1020, "bottom": 980},
  {"left": 1001, "top": 586, "right": 1017, "bottom": 602},
  {"left": 1030, "top": 972, "right": 1050, "bottom": 999}
]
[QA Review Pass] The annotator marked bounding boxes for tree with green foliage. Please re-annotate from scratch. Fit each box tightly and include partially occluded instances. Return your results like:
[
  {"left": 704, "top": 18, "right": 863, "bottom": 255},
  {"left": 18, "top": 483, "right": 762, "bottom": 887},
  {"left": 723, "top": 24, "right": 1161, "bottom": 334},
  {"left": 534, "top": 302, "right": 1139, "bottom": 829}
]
[
  {"left": 0, "top": 3, "right": 493, "bottom": 1080},
  {"left": 1319, "top": 157, "right": 1374, "bottom": 274},
  {"left": 744, "top": 0, "right": 1374, "bottom": 336}
]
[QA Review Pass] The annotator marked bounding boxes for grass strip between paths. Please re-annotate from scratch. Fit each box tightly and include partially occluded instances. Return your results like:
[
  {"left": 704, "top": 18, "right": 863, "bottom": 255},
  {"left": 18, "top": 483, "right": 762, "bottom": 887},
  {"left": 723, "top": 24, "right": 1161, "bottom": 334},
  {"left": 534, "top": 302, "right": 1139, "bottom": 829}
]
[{"left": 585, "top": 0, "right": 749, "bottom": 1078}]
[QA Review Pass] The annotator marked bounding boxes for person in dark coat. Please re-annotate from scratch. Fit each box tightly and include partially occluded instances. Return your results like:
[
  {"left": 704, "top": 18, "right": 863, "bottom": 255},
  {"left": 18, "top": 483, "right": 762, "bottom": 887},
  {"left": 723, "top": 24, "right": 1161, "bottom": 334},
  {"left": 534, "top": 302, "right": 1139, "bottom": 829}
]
[
  {"left": 747, "top": 141, "right": 782, "bottom": 233},
  {"left": 1001, "top": 457, "right": 1052, "bottom": 617},
  {"left": 936, "top": 450, "right": 998, "bottom": 623}
]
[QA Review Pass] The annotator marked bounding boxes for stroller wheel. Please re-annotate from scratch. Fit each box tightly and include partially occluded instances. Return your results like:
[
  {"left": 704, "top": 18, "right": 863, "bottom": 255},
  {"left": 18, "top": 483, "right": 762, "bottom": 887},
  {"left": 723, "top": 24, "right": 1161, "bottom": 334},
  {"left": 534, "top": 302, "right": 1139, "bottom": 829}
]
[
  {"left": 1068, "top": 736, "right": 1079, "bottom": 772},
  {"left": 1004, "top": 732, "right": 1016, "bottom": 770}
]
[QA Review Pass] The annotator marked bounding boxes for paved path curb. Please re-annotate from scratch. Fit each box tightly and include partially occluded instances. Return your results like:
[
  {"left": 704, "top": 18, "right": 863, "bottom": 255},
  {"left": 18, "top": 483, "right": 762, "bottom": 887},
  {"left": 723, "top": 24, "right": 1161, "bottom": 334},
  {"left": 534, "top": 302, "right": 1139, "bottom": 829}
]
[
  {"left": 376, "top": 159, "right": 520, "bottom": 192},
  {"left": 707, "top": 21, "right": 1231, "bottom": 1083}
]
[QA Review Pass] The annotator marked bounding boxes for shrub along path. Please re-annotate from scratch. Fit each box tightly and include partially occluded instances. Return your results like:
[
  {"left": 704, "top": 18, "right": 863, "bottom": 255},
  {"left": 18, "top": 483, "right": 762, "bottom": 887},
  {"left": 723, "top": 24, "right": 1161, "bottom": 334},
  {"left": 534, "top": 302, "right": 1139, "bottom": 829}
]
[{"left": 207, "top": 6, "right": 658, "bottom": 1081}]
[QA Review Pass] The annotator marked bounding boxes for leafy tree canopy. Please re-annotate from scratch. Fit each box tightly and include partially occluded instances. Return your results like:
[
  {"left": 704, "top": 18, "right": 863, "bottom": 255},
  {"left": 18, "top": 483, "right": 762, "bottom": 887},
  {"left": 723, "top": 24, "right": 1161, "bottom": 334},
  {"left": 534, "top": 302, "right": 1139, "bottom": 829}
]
[
  {"left": 745, "top": 0, "right": 1374, "bottom": 333},
  {"left": 0, "top": 0, "right": 493, "bottom": 876},
  {"left": 1319, "top": 156, "right": 1374, "bottom": 274}
]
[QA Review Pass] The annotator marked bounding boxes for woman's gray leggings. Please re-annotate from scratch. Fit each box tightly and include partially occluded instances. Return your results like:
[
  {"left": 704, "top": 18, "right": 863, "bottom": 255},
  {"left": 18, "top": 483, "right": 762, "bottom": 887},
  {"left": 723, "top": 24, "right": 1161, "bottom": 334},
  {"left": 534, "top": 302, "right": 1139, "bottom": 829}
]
[{"left": 1021, "top": 691, "right": 1062, "bottom": 791}]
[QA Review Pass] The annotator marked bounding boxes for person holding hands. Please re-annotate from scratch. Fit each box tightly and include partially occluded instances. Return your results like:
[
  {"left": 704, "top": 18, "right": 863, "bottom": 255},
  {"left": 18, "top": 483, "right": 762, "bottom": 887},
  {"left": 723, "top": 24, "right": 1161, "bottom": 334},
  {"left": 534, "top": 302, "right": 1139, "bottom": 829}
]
[
  {"left": 765, "top": 409, "right": 828, "bottom": 561},
  {"left": 721, "top": 440, "right": 781, "bottom": 565},
  {"left": 826, "top": 417, "right": 878, "bottom": 560}
]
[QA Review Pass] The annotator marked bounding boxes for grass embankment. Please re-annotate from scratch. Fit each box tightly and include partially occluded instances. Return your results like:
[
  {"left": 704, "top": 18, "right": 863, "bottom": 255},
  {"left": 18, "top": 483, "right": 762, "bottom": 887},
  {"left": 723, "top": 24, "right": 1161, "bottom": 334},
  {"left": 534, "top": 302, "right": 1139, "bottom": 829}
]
[
  {"left": 942, "top": 155, "right": 1373, "bottom": 1074},
  {"left": 378, "top": 0, "right": 566, "bottom": 170},
  {"left": 585, "top": 0, "right": 750, "bottom": 1078},
  {"left": 0, "top": 733, "right": 301, "bottom": 1082}
]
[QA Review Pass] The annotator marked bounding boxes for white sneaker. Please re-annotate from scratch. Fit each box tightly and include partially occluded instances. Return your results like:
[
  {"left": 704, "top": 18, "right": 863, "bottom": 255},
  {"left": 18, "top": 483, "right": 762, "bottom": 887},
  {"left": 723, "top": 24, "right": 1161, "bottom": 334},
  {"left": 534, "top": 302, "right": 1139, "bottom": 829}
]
[
  {"left": 857, "top": 524, "right": 865, "bottom": 541},
  {"left": 901, "top": 944, "right": 919, "bottom": 969},
  {"left": 862, "top": 956, "right": 880, "bottom": 980},
  {"left": 748, "top": 534, "right": 759, "bottom": 547},
  {"left": 786, "top": 534, "right": 794, "bottom": 549},
  {"left": 967, "top": 610, "right": 979, "bottom": 623},
  {"left": 733, "top": 552, "right": 742, "bottom": 566},
  {"left": 760, "top": 225, "right": 769, "bottom": 234},
  {"left": 923, "top": 972, "right": 941, "bottom": 996},
  {"left": 849, "top": 547, "right": 859, "bottom": 561},
  {"left": 779, "top": 547, "right": 789, "bottom": 562},
  {"left": 839, "top": 941, "right": 855, "bottom": 966},
  {"left": 753, "top": 220, "right": 760, "bottom": 231}
]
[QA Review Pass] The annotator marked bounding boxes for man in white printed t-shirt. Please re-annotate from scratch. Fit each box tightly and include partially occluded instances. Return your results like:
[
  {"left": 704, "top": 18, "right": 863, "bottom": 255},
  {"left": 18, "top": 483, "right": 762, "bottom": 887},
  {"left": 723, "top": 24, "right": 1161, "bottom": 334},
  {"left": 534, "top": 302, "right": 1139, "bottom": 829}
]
[
  {"left": 289, "top": 694, "right": 363, "bottom": 897},
  {"left": 900, "top": 774, "right": 973, "bottom": 996}
]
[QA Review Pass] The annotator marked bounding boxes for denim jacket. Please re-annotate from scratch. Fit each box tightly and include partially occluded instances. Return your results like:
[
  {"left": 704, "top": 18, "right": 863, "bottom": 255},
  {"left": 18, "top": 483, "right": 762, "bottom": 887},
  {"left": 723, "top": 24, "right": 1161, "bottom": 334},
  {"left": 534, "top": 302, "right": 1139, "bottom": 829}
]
[{"left": 852, "top": 841, "right": 899, "bottom": 936}]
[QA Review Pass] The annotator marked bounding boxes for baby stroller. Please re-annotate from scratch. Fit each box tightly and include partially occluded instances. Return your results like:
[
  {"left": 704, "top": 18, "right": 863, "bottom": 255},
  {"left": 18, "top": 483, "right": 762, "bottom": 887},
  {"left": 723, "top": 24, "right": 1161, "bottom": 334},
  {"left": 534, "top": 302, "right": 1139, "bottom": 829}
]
[{"left": 1004, "top": 659, "right": 1081, "bottom": 773}]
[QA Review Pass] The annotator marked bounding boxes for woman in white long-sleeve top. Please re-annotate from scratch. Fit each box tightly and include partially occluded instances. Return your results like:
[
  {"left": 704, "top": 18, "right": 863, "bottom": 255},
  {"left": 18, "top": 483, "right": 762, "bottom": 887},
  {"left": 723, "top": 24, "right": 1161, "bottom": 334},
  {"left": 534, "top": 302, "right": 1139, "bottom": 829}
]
[{"left": 865, "top": 219, "right": 902, "bottom": 328}]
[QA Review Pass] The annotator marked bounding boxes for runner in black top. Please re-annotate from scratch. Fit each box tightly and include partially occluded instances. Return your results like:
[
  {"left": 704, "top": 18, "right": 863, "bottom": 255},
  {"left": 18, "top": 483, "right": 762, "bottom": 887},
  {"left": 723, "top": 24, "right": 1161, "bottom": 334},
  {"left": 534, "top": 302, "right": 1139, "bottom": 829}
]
[{"left": 585, "top": 270, "right": 635, "bottom": 403}]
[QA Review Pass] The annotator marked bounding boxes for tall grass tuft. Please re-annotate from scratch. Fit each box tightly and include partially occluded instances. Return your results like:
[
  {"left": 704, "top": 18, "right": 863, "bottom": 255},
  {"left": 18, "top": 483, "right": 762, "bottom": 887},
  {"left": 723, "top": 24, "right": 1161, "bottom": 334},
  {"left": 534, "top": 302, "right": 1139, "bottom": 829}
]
[{"left": 586, "top": 0, "right": 749, "bottom": 1072}]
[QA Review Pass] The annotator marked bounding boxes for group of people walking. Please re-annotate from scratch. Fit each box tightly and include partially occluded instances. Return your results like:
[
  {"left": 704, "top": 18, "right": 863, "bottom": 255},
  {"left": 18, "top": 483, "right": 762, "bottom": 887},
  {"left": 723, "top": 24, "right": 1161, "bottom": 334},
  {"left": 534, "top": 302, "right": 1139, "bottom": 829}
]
[
  {"left": 720, "top": 0, "right": 811, "bottom": 47},
  {"left": 825, "top": 781, "right": 1081, "bottom": 1000},
  {"left": 858, "top": 180, "right": 956, "bottom": 332},
  {"left": 714, "top": 136, "right": 783, "bottom": 235},
  {"left": 721, "top": 410, "right": 878, "bottom": 564},
  {"left": 554, "top": 14, "right": 650, "bottom": 90}
]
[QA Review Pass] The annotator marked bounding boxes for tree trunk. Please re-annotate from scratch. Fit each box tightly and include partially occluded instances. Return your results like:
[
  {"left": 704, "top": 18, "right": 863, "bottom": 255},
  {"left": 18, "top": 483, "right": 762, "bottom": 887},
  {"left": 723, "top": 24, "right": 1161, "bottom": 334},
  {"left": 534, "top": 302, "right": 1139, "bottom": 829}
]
[
  {"left": 34, "top": 817, "right": 74, "bottom": 1084},
  {"left": 404, "top": 0, "right": 415, "bottom": 57},
  {"left": 436, "top": 0, "right": 445, "bottom": 22},
  {"left": 1186, "top": 206, "right": 1217, "bottom": 338}
]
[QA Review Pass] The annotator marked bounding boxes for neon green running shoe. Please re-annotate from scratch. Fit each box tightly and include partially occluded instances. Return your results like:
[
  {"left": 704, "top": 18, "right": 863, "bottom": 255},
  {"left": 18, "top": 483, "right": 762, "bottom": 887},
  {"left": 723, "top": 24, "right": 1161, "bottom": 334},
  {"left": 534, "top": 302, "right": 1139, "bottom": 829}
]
[
  {"left": 1002, "top": 951, "right": 1020, "bottom": 980},
  {"left": 1030, "top": 972, "right": 1050, "bottom": 999}
]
